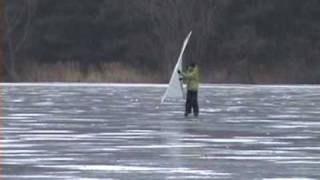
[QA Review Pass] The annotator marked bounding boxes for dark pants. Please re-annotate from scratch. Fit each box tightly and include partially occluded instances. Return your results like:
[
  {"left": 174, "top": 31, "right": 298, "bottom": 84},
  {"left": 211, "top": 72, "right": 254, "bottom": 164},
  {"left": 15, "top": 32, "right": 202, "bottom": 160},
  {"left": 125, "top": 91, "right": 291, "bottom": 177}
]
[{"left": 185, "top": 90, "right": 199, "bottom": 116}]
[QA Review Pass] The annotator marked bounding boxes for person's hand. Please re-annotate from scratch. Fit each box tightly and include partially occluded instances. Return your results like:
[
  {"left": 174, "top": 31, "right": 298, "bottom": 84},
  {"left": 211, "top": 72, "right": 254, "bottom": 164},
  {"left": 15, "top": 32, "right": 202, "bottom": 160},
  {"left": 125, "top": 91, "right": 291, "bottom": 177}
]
[{"left": 177, "top": 70, "right": 181, "bottom": 74}]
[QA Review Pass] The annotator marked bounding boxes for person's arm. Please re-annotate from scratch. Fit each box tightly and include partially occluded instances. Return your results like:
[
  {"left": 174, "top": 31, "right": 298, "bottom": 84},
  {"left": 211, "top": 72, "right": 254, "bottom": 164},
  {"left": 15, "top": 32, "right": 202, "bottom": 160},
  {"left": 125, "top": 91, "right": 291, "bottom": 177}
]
[
  {"left": 182, "top": 69, "right": 196, "bottom": 80},
  {"left": 177, "top": 70, "right": 185, "bottom": 82}
]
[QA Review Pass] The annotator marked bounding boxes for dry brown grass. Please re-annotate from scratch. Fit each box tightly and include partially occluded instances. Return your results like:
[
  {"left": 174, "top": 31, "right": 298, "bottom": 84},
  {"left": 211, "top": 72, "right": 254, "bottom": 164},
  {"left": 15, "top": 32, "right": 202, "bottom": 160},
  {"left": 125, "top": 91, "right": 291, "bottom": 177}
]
[{"left": 17, "top": 61, "right": 162, "bottom": 83}]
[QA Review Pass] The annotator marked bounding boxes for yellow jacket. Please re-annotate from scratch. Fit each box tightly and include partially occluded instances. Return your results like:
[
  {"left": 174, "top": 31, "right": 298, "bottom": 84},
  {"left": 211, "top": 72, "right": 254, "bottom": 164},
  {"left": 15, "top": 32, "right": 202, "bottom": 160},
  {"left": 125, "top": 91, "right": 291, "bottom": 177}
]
[{"left": 182, "top": 66, "right": 199, "bottom": 91}]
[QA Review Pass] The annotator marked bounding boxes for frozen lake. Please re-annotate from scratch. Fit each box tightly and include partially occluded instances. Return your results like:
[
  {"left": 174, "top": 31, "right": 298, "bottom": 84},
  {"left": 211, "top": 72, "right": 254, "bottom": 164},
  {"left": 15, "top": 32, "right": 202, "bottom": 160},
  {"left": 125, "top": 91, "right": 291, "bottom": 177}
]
[{"left": 2, "top": 83, "right": 320, "bottom": 179}]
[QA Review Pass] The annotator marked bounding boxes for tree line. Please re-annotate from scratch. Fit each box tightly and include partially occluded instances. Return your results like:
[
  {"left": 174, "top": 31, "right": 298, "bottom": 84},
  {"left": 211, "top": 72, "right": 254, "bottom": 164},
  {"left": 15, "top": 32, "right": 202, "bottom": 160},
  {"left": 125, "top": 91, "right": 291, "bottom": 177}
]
[{"left": 3, "top": 0, "right": 320, "bottom": 83}]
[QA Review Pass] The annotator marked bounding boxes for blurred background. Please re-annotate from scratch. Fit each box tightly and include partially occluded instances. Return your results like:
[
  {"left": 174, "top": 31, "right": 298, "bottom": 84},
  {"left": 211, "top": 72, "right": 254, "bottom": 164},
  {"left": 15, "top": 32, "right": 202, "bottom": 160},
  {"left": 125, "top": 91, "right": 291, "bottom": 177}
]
[{"left": 2, "top": 0, "right": 320, "bottom": 83}]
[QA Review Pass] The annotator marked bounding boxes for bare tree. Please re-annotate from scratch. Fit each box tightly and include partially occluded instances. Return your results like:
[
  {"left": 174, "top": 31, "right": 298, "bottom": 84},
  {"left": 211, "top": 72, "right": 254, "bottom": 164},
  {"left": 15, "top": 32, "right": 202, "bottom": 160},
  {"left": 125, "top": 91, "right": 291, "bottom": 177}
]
[
  {"left": 130, "top": 0, "right": 220, "bottom": 79},
  {"left": 4, "top": 0, "right": 38, "bottom": 81},
  {"left": 0, "top": 0, "right": 4, "bottom": 81}
]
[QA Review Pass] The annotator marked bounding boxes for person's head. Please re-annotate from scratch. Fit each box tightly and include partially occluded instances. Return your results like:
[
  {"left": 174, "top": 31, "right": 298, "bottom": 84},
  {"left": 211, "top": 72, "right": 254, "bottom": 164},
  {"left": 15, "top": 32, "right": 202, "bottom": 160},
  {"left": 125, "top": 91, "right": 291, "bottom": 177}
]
[{"left": 188, "top": 62, "right": 197, "bottom": 69}]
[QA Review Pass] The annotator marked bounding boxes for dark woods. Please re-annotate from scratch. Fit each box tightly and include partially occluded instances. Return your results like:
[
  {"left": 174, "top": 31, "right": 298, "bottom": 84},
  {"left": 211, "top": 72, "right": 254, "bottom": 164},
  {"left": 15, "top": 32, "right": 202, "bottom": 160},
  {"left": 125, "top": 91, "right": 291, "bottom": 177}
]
[{"left": 3, "top": 0, "right": 320, "bottom": 83}]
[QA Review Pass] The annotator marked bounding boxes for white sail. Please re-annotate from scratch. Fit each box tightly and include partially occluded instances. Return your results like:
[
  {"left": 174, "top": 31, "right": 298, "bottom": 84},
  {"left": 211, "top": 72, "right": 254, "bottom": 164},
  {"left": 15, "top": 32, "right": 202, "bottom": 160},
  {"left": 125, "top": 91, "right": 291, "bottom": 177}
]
[{"left": 161, "top": 31, "right": 192, "bottom": 103}]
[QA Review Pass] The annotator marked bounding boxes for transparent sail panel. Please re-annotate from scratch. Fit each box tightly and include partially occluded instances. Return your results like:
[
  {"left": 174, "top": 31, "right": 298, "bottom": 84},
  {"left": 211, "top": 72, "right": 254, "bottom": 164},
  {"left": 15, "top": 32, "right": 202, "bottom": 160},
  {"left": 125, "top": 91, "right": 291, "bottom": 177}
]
[{"left": 161, "top": 31, "right": 192, "bottom": 103}]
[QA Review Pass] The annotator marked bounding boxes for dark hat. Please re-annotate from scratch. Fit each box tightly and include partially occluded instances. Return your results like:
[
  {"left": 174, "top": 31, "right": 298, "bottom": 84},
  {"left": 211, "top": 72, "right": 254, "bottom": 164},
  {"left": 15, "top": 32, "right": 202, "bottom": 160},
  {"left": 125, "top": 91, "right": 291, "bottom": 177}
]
[{"left": 189, "top": 62, "right": 196, "bottom": 68}]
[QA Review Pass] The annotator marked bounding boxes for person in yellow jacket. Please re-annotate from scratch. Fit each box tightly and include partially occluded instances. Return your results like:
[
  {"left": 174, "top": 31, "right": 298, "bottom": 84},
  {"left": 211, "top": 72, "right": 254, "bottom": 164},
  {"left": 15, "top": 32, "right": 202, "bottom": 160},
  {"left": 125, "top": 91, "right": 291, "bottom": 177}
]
[{"left": 178, "top": 62, "right": 199, "bottom": 117}]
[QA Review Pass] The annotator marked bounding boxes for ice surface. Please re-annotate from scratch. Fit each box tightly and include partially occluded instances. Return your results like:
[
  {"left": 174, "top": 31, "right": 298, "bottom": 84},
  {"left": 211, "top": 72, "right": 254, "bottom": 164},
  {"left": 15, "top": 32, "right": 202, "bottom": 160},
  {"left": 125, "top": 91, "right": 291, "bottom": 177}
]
[{"left": 2, "top": 83, "right": 320, "bottom": 179}]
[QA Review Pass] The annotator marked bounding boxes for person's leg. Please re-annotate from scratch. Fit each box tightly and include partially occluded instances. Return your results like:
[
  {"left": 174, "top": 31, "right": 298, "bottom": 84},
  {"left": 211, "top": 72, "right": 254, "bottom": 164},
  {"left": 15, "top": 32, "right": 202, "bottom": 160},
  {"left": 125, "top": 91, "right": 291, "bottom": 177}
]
[
  {"left": 189, "top": 91, "right": 194, "bottom": 114},
  {"left": 191, "top": 91, "right": 199, "bottom": 116},
  {"left": 185, "top": 90, "right": 192, "bottom": 116}
]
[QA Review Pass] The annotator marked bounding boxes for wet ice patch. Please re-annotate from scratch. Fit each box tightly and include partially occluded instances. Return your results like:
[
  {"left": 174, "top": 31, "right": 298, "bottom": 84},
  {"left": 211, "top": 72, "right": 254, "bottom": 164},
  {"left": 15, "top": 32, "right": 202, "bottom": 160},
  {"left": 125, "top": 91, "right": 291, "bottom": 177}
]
[
  {"left": 275, "top": 136, "right": 314, "bottom": 140},
  {"left": 3, "top": 157, "right": 75, "bottom": 165},
  {"left": 33, "top": 102, "right": 54, "bottom": 106},
  {"left": 36, "top": 165, "right": 231, "bottom": 177},
  {"left": 216, "top": 149, "right": 297, "bottom": 156},
  {"left": 10, "top": 113, "right": 47, "bottom": 117},
  {"left": 2, "top": 175, "right": 74, "bottom": 179},
  {"left": 183, "top": 138, "right": 258, "bottom": 144},
  {"left": 10, "top": 98, "right": 25, "bottom": 103},
  {"left": 268, "top": 115, "right": 303, "bottom": 119},
  {"left": 276, "top": 161, "right": 320, "bottom": 164},
  {"left": 201, "top": 108, "right": 222, "bottom": 113},
  {"left": 272, "top": 147, "right": 320, "bottom": 151},
  {"left": 3, "top": 116, "right": 31, "bottom": 120},
  {"left": 269, "top": 125, "right": 309, "bottom": 129},
  {"left": 183, "top": 136, "right": 290, "bottom": 145},
  {"left": 203, "top": 156, "right": 320, "bottom": 161},
  {"left": 263, "top": 178, "right": 317, "bottom": 180},
  {"left": 117, "top": 143, "right": 206, "bottom": 149},
  {"left": 226, "top": 106, "right": 245, "bottom": 112}
]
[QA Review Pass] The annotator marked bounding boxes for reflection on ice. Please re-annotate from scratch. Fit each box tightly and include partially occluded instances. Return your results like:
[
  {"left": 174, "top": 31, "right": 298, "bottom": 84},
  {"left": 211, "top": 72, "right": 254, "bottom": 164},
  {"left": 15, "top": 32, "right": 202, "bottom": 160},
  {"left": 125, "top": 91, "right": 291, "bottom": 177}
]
[
  {"left": 117, "top": 143, "right": 206, "bottom": 149},
  {"left": 10, "top": 113, "right": 46, "bottom": 117},
  {"left": 263, "top": 178, "right": 317, "bottom": 180},
  {"left": 276, "top": 161, "right": 320, "bottom": 164},
  {"left": 269, "top": 125, "right": 309, "bottom": 129},
  {"left": 36, "top": 165, "right": 231, "bottom": 177},
  {"left": 203, "top": 156, "right": 320, "bottom": 161},
  {"left": 33, "top": 102, "right": 54, "bottom": 106},
  {"left": 3, "top": 157, "right": 75, "bottom": 165}
]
